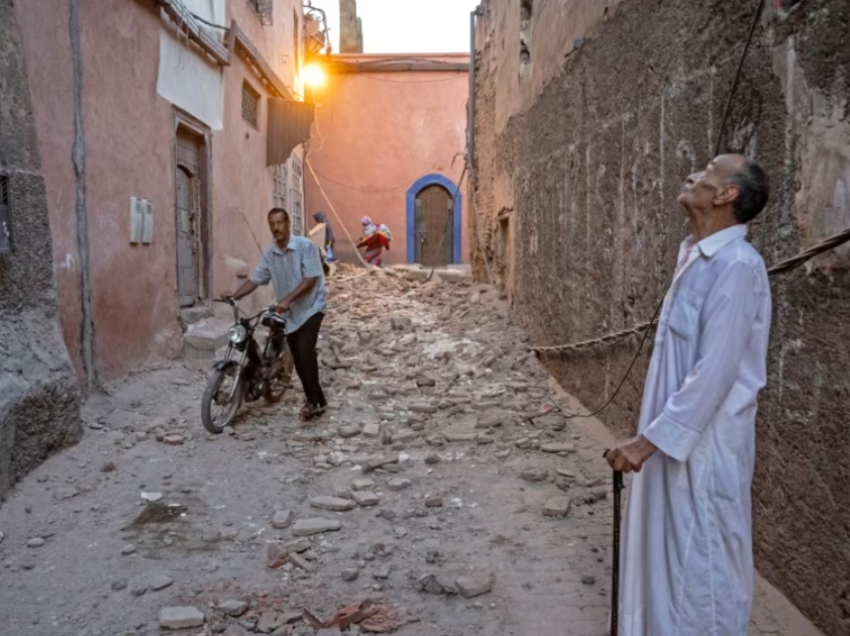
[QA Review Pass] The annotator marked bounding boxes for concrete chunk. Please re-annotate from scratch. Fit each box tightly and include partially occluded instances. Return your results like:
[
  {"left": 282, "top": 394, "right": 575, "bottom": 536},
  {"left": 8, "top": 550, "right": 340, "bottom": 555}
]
[
  {"left": 159, "top": 606, "right": 205, "bottom": 629},
  {"left": 291, "top": 518, "right": 341, "bottom": 537},
  {"left": 456, "top": 573, "right": 493, "bottom": 598},
  {"left": 351, "top": 490, "right": 380, "bottom": 507},
  {"left": 542, "top": 496, "right": 572, "bottom": 518},
  {"left": 310, "top": 496, "right": 356, "bottom": 512}
]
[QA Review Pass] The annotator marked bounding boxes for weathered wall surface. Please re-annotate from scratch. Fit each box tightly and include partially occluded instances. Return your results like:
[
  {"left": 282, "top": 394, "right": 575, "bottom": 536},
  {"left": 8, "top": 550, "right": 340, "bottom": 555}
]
[
  {"left": 14, "top": 0, "right": 307, "bottom": 382},
  {"left": 471, "top": 0, "right": 850, "bottom": 634},
  {"left": 0, "top": 0, "right": 82, "bottom": 495},
  {"left": 304, "top": 55, "right": 470, "bottom": 266}
]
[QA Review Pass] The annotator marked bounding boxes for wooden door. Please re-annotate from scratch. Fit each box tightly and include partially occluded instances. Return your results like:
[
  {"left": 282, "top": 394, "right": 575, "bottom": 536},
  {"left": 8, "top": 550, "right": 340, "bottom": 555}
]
[
  {"left": 175, "top": 130, "right": 202, "bottom": 307},
  {"left": 414, "top": 184, "right": 453, "bottom": 267}
]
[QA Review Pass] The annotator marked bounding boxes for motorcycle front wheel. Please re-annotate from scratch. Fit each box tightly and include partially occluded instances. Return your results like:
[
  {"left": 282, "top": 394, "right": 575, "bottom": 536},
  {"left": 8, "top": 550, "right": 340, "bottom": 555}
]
[
  {"left": 265, "top": 342, "right": 295, "bottom": 404},
  {"left": 201, "top": 366, "right": 243, "bottom": 434}
]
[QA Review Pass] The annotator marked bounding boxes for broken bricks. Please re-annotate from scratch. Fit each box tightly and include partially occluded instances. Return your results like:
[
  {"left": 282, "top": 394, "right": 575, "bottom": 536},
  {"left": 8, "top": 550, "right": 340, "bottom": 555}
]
[{"left": 303, "top": 600, "right": 418, "bottom": 633}]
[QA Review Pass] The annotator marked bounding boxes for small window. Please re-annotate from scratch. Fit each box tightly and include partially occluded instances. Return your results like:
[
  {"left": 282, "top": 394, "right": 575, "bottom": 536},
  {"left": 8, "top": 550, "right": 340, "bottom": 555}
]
[
  {"left": 0, "top": 175, "right": 8, "bottom": 206},
  {"left": 520, "top": 0, "right": 532, "bottom": 71},
  {"left": 248, "top": 0, "right": 273, "bottom": 25},
  {"left": 242, "top": 81, "right": 260, "bottom": 128}
]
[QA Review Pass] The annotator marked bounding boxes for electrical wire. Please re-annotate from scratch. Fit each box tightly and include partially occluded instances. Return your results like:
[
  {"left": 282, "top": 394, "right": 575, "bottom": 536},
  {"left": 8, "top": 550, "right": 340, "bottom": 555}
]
[
  {"left": 354, "top": 74, "right": 468, "bottom": 85},
  {"left": 714, "top": 0, "right": 766, "bottom": 156}
]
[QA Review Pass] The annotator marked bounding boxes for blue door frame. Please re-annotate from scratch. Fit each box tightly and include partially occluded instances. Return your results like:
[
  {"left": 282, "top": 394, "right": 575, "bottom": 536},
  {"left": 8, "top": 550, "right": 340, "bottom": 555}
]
[{"left": 405, "top": 174, "right": 463, "bottom": 265}]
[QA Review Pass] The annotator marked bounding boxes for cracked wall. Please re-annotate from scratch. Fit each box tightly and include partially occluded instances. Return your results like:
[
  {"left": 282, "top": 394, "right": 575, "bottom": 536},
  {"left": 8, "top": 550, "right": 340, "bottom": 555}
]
[
  {"left": 471, "top": 0, "right": 850, "bottom": 634},
  {"left": 0, "top": 0, "right": 82, "bottom": 495}
]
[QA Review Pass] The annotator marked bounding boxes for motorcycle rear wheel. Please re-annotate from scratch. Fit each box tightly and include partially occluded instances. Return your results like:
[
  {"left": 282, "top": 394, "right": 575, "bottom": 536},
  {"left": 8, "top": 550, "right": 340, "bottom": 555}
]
[
  {"left": 201, "top": 367, "right": 243, "bottom": 434},
  {"left": 265, "top": 342, "right": 295, "bottom": 404}
]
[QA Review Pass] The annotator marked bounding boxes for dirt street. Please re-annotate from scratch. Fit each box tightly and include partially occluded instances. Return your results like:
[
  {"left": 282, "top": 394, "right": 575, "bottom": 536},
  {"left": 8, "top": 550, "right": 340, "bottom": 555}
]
[{"left": 0, "top": 268, "right": 821, "bottom": 636}]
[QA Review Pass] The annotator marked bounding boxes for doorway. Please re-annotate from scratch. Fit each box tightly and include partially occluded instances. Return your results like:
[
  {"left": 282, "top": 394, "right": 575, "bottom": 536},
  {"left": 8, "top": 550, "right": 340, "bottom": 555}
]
[
  {"left": 414, "top": 184, "right": 453, "bottom": 267},
  {"left": 174, "top": 124, "right": 208, "bottom": 308},
  {"left": 406, "top": 173, "right": 462, "bottom": 266}
]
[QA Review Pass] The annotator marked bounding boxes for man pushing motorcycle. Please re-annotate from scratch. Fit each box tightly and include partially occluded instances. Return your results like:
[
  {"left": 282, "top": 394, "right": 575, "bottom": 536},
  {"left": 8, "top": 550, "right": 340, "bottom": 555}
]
[{"left": 226, "top": 207, "right": 328, "bottom": 422}]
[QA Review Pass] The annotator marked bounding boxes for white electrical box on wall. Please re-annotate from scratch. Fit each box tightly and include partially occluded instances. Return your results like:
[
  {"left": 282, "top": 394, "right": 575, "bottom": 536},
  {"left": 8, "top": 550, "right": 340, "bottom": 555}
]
[
  {"left": 141, "top": 199, "right": 153, "bottom": 244},
  {"left": 129, "top": 197, "right": 144, "bottom": 244}
]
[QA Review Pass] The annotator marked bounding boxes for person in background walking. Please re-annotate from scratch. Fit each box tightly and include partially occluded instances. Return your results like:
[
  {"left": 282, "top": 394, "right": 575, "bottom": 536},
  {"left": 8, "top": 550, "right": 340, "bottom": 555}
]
[
  {"left": 312, "top": 210, "right": 335, "bottom": 261},
  {"left": 357, "top": 215, "right": 392, "bottom": 267},
  {"left": 604, "top": 154, "right": 772, "bottom": 636},
  {"left": 227, "top": 207, "right": 328, "bottom": 423}
]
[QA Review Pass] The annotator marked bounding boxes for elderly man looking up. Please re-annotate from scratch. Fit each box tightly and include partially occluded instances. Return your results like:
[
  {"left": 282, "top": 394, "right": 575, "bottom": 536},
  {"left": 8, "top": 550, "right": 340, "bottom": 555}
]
[{"left": 605, "top": 154, "right": 771, "bottom": 636}]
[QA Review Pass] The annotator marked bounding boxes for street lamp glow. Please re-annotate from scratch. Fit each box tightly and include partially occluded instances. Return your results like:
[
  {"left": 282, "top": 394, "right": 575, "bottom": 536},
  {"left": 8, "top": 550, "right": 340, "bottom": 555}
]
[{"left": 303, "top": 63, "right": 325, "bottom": 88}]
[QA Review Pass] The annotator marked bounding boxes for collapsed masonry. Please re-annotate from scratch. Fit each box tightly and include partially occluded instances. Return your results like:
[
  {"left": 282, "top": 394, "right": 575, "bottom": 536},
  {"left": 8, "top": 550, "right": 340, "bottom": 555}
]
[{"left": 0, "top": 0, "right": 81, "bottom": 496}]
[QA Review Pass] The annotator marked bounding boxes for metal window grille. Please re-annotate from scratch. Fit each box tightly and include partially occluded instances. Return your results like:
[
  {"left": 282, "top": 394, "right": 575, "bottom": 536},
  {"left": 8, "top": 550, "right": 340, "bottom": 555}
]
[
  {"left": 0, "top": 175, "right": 12, "bottom": 254},
  {"left": 273, "top": 164, "right": 288, "bottom": 211},
  {"left": 291, "top": 188, "right": 303, "bottom": 236},
  {"left": 248, "top": 0, "right": 273, "bottom": 25},
  {"left": 242, "top": 82, "right": 260, "bottom": 128}
]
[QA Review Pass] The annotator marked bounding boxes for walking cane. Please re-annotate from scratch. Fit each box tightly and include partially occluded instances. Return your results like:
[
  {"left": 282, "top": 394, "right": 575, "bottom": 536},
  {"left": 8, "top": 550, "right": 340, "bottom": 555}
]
[
  {"left": 603, "top": 450, "right": 625, "bottom": 636},
  {"left": 610, "top": 469, "right": 624, "bottom": 636}
]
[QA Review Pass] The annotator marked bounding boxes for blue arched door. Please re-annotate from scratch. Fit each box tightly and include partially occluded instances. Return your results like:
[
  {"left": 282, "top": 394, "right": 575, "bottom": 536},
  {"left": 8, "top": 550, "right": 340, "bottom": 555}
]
[
  {"left": 414, "top": 184, "right": 453, "bottom": 267},
  {"left": 405, "top": 174, "right": 462, "bottom": 265}
]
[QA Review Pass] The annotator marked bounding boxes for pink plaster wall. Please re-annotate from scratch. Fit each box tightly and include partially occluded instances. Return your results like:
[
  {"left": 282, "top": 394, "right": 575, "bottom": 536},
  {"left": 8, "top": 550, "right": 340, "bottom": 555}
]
[
  {"left": 303, "top": 54, "right": 470, "bottom": 266},
  {"left": 16, "top": 0, "right": 304, "bottom": 382}
]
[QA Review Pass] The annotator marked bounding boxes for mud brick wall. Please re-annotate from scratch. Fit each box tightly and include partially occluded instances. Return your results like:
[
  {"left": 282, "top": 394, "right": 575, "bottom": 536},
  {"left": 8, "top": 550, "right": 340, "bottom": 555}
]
[
  {"left": 0, "top": 0, "right": 81, "bottom": 495},
  {"left": 471, "top": 0, "right": 850, "bottom": 634}
]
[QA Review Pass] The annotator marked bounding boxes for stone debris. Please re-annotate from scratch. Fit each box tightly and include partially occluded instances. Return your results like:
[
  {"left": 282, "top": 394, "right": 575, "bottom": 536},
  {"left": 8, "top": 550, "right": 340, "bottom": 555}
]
[
  {"left": 150, "top": 575, "right": 175, "bottom": 591},
  {"left": 310, "top": 496, "right": 357, "bottom": 512},
  {"left": 159, "top": 606, "right": 205, "bottom": 630},
  {"left": 26, "top": 538, "right": 45, "bottom": 548},
  {"left": 351, "top": 478, "right": 376, "bottom": 491},
  {"left": 338, "top": 425, "right": 361, "bottom": 439},
  {"left": 456, "top": 573, "right": 494, "bottom": 598},
  {"left": 0, "top": 267, "right": 619, "bottom": 635},
  {"left": 425, "top": 496, "right": 444, "bottom": 508},
  {"left": 519, "top": 467, "right": 549, "bottom": 483},
  {"left": 217, "top": 599, "right": 249, "bottom": 617},
  {"left": 272, "top": 509, "right": 295, "bottom": 529},
  {"left": 351, "top": 491, "right": 380, "bottom": 507},
  {"left": 387, "top": 477, "right": 411, "bottom": 492},
  {"left": 288, "top": 552, "right": 316, "bottom": 573},
  {"left": 541, "top": 442, "right": 575, "bottom": 454},
  {"left": 162, "top": 434, "right": 185, "bottom": 446},
  {"left": 291, "top": 518, "right": 342, "bottom": 537},
  {"left": 542, "top": 497, "right": 572, "bottom": 518}
]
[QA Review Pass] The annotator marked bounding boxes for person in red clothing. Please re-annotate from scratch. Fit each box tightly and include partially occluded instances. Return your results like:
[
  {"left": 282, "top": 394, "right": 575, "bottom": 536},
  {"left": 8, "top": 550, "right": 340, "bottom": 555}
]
[{"left": 357, "top": 216, "right": 392, "bottom": 266}]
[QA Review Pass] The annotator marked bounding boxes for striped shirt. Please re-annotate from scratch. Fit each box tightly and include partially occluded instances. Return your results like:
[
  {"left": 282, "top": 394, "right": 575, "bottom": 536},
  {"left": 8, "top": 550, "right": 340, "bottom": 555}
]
[{"left": 250, "top": 236, "right": 327, "bottom": 334}]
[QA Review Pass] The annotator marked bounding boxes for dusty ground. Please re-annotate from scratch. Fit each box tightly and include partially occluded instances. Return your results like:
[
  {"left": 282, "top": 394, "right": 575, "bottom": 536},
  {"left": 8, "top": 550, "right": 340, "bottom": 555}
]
[{"left": 0, "top": 268, "right": 823, "bottom": 636}]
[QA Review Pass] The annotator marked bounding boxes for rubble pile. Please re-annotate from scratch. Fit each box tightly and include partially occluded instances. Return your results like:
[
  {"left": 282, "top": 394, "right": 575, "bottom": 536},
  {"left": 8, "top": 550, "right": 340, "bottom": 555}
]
[{"left": 0, "top": 265, "right": 617, "bottom": 636}]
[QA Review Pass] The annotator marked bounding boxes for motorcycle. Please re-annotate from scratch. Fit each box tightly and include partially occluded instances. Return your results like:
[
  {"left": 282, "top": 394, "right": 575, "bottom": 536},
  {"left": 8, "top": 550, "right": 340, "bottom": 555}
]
[{"left": 200, "top": 299, "right": 295, "bottom": 434}]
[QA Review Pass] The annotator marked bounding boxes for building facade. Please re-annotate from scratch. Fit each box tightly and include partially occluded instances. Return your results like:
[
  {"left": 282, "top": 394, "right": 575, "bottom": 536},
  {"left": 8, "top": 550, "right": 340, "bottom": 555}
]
[
  {"left": 13, "top": 0, "right": 316, "bottom": 385},
  {"left": 470, "top": 1, "right": 850, "bottom": 634},
  {"left": 0, "top": 0, "right": 82, "bottom": 496},
  {"left": 303, "top": 53, "right": 470, "bottom": 267}
]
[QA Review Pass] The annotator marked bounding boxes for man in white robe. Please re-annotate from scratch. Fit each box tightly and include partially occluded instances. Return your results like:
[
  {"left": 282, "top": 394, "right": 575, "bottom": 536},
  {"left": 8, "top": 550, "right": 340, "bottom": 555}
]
[{"left": 604, "top": 154, "right": 772, "bottom": 636}]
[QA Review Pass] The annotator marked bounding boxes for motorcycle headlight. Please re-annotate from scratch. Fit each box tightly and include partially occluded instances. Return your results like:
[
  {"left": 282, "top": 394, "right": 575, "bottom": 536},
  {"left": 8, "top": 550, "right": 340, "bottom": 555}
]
[{"left": 228, "top": 324, "right": 248, "bottom": 344}]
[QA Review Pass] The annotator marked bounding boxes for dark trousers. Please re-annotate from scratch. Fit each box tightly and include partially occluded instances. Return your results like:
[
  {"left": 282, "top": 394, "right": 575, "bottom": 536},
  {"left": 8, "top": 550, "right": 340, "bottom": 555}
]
[{"left": 286, "top": 312, "right": 326, "bottom": 407}]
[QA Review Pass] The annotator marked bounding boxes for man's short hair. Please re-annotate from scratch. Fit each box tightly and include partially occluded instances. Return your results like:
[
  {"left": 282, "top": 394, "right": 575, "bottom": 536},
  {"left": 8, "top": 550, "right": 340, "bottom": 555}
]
[
  {"left": 268, "top": 207, "right": 290, "bottom": 222},
  {"left": 730, "top": 160, "right": 769, "bottom": 224}
]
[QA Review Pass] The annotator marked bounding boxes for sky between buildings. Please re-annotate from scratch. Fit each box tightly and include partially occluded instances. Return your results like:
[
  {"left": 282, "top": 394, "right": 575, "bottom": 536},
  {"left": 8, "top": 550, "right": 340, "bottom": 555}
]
[{"left": 309, "top": 0, "right": 480, "bottom": 54}]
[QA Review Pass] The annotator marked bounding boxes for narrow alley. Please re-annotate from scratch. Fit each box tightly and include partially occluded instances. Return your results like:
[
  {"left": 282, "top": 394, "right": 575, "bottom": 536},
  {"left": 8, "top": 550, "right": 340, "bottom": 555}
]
[{"left": 0, "top": 270, "right": 818, "bottom": 636}]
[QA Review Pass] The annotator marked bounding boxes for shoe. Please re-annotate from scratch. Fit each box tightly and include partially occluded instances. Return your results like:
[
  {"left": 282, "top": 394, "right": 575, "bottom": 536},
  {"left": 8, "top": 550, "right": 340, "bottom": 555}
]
[{"left": 299, "top": 402, "right": 327, "bottom": 422}]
